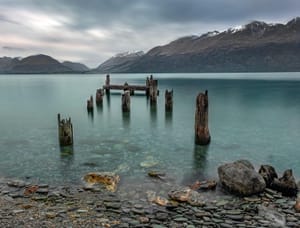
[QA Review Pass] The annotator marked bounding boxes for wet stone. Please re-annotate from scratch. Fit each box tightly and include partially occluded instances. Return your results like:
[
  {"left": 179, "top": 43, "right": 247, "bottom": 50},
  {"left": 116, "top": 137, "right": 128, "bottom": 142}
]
[
  {"left": 139, "top": 216, "right": 149, "bottom": 223},
  {"left": 224, "top": 209, "right": 242, "bottom": 215},
  {"left": 286, "top": 222, "right": 298, "bottom": 227},
  {"left": 152, "top": 225, "right": 168, "bottom": 228},
  {"left": 155, "top": 212, "right": 168, "bottom": 221},
  {"left": 220, "top": 223, "right": 232, "bottom": 228},
  {"left": 36, "top": 188, "right": 49, "bottom": 194},
  {"left": 104, "top": 202, "right": 121, "bottom": 209},
  {"left": 13, "top": 209, "right": 25, "bottom": 214},
  {"left": 173, "top": 217, "right": 188, "bottom": 222},
  {"left": 186, "top": 225, "right": 196, "bottom": 228},
  {"left": 132, "top": 208, "right": 145, "bottom": 215},
  {"left": 286, "top": 216, "right": 298, "bottom": 222},
  {"left": 275, "top": 199, "right": 287, "bottom": 204},
  {"left": 7, "top": 181, "right": 26, "bottom": 188},
  {"left": 212, "top": 218, "right": 224, "bottom": 223},
  {"left": 225, "top": 214, "right": 244, "bottom": 221},
  {"left": 45, "top": 212, "right": 57, "bottom": 219}
]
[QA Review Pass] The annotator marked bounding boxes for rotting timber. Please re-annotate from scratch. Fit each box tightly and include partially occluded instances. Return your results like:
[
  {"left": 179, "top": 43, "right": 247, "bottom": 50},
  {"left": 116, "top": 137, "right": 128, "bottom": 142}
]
[
  {"left": 103, "top": 74, "right": 159, "bottom": 99},
  {"left": 165, "top": 89, "right": 173, "bottom": 111},
  {"left": 57, "top": 113, "right": 73, "bottom": 147},
  {"left": 195, "top": 90, "right": 211, "bottom": 145}
]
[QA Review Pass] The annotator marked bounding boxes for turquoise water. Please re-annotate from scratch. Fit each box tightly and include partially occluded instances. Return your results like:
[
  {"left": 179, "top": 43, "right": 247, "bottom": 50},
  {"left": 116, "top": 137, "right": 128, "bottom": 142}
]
[{"left": 0, "top": 73, "right": 300, "bottom": 188}]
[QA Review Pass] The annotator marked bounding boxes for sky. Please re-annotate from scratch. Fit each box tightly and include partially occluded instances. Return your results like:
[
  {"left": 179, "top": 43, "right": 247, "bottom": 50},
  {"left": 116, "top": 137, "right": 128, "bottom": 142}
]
[{"left": 0, "top": 0, "right": 299, "bottom": 68}]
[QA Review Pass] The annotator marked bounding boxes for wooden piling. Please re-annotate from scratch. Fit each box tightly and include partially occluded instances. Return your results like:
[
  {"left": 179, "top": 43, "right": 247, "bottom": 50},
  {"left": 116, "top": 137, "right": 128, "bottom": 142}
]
[
  {"left": 87, "top": 95, "right": 94, "bottom": 111},
  {"left": 105, "top": 74, "right": 110, "bottom": 94},
  {"left": 122, "top": 90, "right": 130, "bottom": 112},
  {"left": 195, "top": 90, "right": 211, "bottom": 145},
  {"left": 96, "top": 89, "right": 104, "bottom": 105},
  {"left": 149, "top": 75, "right": 158, "bottom": 102},
  {"left": 165, "top": 89, "right": 173, "bottom": 111},
  {"left": 57, "top": 113, "right": 73, "bottom": 147}
]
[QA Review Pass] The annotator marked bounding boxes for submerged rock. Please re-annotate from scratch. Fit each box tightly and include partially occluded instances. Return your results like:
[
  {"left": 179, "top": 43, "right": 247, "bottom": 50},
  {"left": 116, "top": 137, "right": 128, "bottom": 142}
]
[
  {"left": 271, "top": 169, "right": 298, "bottom": 197},
  {"left": 146, "top": 190, "right": 170, "bottom": 206},
  {"left": 218, "top": 160, "right": 266, "bottom": 196},
  {"left": 168, "top": 187, "right": 205, "bottom": 206},
  {"left": 83, "top": 172, "right": 120, "bottom": 192},
  {"left": 148, "top": 171, "right": 165, "bottom": 180},
  {"left": 189, "top": 180, "right": 217, "bottom": 191},
  {"left": 140, "top": 156, "right": 159, "bottom": 168}
]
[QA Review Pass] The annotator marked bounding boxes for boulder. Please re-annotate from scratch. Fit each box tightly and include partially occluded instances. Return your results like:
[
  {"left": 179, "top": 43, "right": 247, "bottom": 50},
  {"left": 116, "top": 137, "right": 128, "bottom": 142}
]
[
  {"left": 271, "top": 169, "right": 298, "bottom": 196},
  {"left": 259, "top": 165, "right": 278, "bottom": 187},
  {"left": 218, "top": 160, "right": 266, "bottom": 196},
  {"left": 83, "top": 172, "right": 120, "bottom": 192}
]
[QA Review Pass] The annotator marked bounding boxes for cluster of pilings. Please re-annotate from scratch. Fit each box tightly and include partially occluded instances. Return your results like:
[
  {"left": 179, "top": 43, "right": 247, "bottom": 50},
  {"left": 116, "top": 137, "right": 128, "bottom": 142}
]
[{"left": 58, "top": 74, "right": 211, "bottom": 150}]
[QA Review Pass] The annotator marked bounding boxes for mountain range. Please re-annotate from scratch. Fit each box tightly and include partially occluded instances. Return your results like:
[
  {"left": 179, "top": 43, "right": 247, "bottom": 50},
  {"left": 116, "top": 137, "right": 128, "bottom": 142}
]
[
  {"left": 95, "top": 17, "right": 300, "bottom": 73},
  {"left": 1, "top": 17, "right": 300, "bottom": 74},
  {"left": 0, "top": 54, "right": 89, "bottom": 74}
]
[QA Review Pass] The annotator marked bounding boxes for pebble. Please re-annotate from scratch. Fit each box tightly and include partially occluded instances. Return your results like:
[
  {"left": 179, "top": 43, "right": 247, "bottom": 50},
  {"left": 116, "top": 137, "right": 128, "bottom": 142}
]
[
  {"left": 173, "top": 217, "right": 188, "bottom": 222},
  {"left": 13, "top": 209, "right": 24, "bottom": 214}
]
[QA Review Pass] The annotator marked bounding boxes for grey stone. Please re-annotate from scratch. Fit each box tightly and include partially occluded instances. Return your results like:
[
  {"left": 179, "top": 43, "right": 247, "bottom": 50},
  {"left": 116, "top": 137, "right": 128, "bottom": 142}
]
[
  {"left": 104, "top": 202, "right": 121, "bottom": 209},
  {"left": 155, "top": 213, "right": 168, "bottom": 221},
  {"left": 225, "top": 214, "right": 243, "bottom": 221},
  {"left": 173, "top": 217, "right": 188, "bottom": 222},
  {"left": 218, "top": 160, "right": 266, "bottom": 196}
]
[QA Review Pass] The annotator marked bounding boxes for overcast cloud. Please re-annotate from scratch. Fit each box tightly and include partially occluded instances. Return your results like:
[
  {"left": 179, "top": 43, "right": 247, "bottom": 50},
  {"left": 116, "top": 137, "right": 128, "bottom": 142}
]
[{"left": 0, "top": 0, "right": 299, "bottom": 67}]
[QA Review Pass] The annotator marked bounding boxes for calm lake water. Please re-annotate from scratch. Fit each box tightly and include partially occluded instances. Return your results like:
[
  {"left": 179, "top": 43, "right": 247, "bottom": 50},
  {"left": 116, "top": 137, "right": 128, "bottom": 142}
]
[{"left": 0, "top": 73, "right": 300, "bottom": 189}]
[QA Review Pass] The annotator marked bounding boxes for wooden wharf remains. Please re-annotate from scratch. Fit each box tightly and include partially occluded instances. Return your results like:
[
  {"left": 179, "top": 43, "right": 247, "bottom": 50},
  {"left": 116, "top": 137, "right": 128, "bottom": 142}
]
[{"left": 102, "top": 74, "right": 159, "bottom": 98}]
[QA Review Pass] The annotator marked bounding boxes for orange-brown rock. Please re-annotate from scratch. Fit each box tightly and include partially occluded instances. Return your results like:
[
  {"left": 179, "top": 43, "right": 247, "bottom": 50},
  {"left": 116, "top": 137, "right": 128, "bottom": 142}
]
[
  {"left": 295, "top": 198, "right": 300, "bottom": 212},
  {"left": 83, "top": 172, "right": 120, "bottom": 192},
  {"left": 24, "top": 185, "right": 39, "bottom": 196}
]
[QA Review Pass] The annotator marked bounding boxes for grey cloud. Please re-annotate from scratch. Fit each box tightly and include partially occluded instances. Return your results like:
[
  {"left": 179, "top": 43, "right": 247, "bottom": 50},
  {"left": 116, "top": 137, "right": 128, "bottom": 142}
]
[
  {"left": 3, "top": 46, "right": 25, "bottom": 51},
  {"left": 1, "top": 0, "right": 299, "bottom": 67},
  {"left": 26, "top": 0, "right": 300, "bottom": 28},
  {"left": 0, "top": 14, "right": 20, "bottom": 25}
]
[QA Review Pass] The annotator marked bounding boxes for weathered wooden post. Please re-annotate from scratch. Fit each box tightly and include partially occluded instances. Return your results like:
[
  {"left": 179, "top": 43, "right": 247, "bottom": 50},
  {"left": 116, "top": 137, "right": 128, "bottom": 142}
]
[
  {"left": 57, "top": 113, "right": 73, "bottom": 147},
  {"left": 149, "top": 75, "right": 158, "bottom": 103},
  {"left": 195, "top": 90, "right": 210, "bottom": 145},
  {"left": 146, "top": 76, "right": 150, "bottom": 97},
  {"left": 122, "top": 90, "right": 130, "bottom": 112},
  {"left": 96, "top": 89, "right": 104, "bottom": 105},
  {"left": 105, "top": 74, "right": 110, "bottom": 94},
  {"left": 165, "top": 89, "right": 173, "bottom": 111},
  {"left": 87, "top": 95, "right": 94, "bottom": 112}
]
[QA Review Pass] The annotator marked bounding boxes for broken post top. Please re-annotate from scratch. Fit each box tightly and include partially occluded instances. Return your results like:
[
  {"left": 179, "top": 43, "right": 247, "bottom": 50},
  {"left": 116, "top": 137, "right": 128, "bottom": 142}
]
[
  {"left": 106, "top": 74, "right": 110, "bottom": 86},
  {"left": 58, "top": 113, "right": 72, "bottom": 126},
  {"left": 57, "top": 113, "right": 73, "bottom": 147}
]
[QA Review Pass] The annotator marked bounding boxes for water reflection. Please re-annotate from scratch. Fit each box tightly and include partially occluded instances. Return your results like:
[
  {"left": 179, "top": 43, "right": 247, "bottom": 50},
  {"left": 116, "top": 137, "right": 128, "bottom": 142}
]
[
  {"left": 106, "top": 93, "right": 111, "bottom": 110},
  {"left": 165, "top": 110, "right": 173, "bottom": 127},
  {"left": 87, "top": 110, "right": 94, "bottom": 122},
  {"left": 59, "top": 146, "right": 75, "bottom": 183},
  {"left": 60, "top": 145, "right": 74, "bottom": 157},
  {"left": 150, "top": 101, "right": 157, "bottom": 124},
  {"left": 193, "top": 145, "right": 209, "bottom": 175},
  {"left": 122, "top": 111, "right": 130, "bottom": 128},
  {"left": 96, "top": 102, "right": 103, "bottom": 114}
]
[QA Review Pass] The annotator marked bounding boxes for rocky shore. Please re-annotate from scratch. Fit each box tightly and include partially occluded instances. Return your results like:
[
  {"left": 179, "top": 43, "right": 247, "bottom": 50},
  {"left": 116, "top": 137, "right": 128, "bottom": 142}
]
[{"left": 0, "top": 175, "right": 300, "bottom": 228}]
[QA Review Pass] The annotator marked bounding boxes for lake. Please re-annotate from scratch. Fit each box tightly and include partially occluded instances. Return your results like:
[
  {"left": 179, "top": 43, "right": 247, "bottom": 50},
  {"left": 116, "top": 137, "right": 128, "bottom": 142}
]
[{"left": 0, "top": 73, "right": 300, "bottom": 190}]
